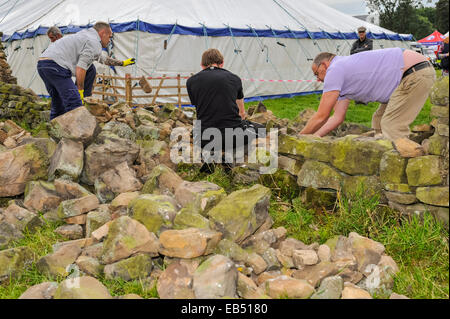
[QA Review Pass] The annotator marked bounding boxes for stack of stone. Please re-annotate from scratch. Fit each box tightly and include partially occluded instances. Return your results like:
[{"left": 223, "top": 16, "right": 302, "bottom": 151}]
[
  {"left": 0, "top": 35, "right": 50, "bottom": 128},
  {"left": 0, "top": 101, "right": 410, "bottom": 299},
  {"left": 383, "top": 76, "right": 449, "bottom": 224},
  {"left": 0, "top": 33, "right": 17, "bottom": 84},
  {"left": 0, "top": 82, "right": 51, "bottom": 129}
]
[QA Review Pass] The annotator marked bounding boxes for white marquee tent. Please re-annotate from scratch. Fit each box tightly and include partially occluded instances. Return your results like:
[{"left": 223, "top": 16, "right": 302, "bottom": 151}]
[{"left": 0, "top": 0, "right": 413, "bottom": 104}]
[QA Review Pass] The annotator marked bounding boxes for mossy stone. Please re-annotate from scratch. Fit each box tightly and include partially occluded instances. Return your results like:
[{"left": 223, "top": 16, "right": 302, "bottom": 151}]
[
  {"left": 379, "top": 150, "right": 407, "bottom": 184},
  {"left": 406, "top": 156, "right": 442, "bottom": 186}
]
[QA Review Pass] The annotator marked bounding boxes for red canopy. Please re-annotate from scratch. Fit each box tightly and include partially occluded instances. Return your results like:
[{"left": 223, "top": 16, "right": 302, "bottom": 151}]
[{"left": 418, "top": 30, "right": 445, "bottom": 46}]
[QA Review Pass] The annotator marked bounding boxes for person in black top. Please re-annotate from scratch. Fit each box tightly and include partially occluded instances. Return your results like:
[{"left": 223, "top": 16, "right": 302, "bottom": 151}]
[
  {"left": 439, "top": 36, "right": 449, "bottom": 76},
  {"left": 350, "top": 26, "right": 373, "bottom": 55},
  {"left": 187, "top": 49, "right": 263, "bottom": 172}
]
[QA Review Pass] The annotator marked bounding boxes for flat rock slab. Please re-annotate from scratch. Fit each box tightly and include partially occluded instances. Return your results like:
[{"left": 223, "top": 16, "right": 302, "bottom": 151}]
[
  {"left": 49, "top": 106, "right": 99, "bottom": 146},
  {"left": 159, "top": 228, "right": 222, "bottom": 259},
  {"left": 53, "top": 276, "right": 112, "bottom": 299},
  {"left": 57, "top": 195, "right": 99, "bottom": 219},
  {"left": 101, "top": 216, "right": 160, "bottom": 264}
]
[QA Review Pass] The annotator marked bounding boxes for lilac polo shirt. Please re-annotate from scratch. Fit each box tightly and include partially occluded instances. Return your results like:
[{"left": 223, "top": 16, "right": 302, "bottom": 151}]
[{"left": 323, "top": 48, "right": 404, "bottom": 104}]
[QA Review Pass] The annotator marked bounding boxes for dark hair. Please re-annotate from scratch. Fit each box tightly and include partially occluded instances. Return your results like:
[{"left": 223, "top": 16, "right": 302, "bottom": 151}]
[{"left": 201, "top": 49, "right": 224, "bottom": 67}]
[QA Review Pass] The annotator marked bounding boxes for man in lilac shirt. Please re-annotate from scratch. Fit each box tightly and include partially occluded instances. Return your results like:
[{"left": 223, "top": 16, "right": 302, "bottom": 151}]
[{"left": 301, "top": 48, "right": 436, "bottom": 141}]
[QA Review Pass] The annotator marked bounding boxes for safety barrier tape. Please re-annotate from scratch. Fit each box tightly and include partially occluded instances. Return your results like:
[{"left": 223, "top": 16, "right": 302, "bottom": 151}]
[{"left": 146, "top": 76, "right": 319, "bottom": 82}]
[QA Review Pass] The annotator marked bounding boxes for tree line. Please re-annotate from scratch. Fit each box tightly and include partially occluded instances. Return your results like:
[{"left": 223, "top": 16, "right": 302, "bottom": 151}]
[{"left": 366, "top": 0, "right": 449, "bottom": 40}]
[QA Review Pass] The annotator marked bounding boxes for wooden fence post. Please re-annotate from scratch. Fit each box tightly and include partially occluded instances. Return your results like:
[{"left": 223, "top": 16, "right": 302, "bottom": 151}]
[
  {"left": 125, "top": 73, "right": 132, "bottom": 106},
  {"left": 177, "top": 74, "right": 181, "bottom": 108}
]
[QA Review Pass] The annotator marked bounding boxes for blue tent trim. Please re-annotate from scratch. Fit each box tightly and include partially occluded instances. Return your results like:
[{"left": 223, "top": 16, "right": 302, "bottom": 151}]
[{"left": 3, "top": 21, "right": 414, "bottom": 42}]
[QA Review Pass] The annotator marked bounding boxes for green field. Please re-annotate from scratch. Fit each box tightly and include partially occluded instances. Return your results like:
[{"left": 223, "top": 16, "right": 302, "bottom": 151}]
[{"left": 245, "top": 93, "right": 432, "bottom": 128}]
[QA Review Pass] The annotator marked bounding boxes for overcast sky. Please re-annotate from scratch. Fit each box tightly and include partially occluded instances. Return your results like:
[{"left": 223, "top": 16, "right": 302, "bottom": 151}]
[{"left": 318, "top": 0, "right": 439, "bottom": 16}]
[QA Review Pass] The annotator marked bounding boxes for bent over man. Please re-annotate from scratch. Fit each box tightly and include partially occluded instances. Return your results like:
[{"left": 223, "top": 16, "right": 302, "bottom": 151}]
[
  {"left": 37, "top": 22, "right": 135, "bottom": 119},
  {"left": 301, "top": 48, "right": 436, "bottom": 141}
]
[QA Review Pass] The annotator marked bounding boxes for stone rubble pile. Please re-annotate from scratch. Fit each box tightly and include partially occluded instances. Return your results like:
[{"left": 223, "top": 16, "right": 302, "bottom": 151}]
[{"left": 0, "top": 93, "right": 418, "bottom": 300}]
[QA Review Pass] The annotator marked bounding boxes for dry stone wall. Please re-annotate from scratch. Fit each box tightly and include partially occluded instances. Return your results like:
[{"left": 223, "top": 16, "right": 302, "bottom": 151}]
[
  {"left": 0, "top": 36, "right": 50, "bottom": 128},
  {"left": 278, "top": 76, "right": 449, "bottom": 225}
]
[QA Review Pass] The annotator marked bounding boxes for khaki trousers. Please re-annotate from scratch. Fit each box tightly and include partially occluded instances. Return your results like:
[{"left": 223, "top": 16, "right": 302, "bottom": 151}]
[{"left": 371, "top": 66, "right": 436, "bottom": 141}]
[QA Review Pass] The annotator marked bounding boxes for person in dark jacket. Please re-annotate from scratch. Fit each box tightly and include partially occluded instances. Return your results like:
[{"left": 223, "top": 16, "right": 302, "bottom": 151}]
[
  {"left": 439, "top": 36, "right": 449, "bottom": 76},
  {"left": 350, "top": 26, "right": 373, "bottom": 55}
]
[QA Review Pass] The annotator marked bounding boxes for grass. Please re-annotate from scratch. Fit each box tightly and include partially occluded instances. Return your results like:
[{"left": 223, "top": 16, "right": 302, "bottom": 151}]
[
  {"left": 269, "top": 185, "right": 449, "bottom": 299},
  {"left": 245, "top": 94, "right": 433, "bottom": 128}
]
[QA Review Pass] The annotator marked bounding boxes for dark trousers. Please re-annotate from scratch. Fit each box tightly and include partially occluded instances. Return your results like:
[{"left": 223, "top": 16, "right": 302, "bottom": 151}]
[{"left": 37, "top": 60, "right": 96, "bottom": 120}]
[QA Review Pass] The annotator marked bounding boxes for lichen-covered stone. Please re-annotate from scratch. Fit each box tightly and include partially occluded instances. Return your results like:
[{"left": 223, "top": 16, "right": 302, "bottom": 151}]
[
  {"left": 23, "top": 181, "right": 61, "bottom": 212},
  {"left": 102, "top": 121, "right": 136, "bottom": 141},
  {"left": 278, "top": 155, "right": 303, "bottom": 176},
  {"left": 342, "top": 175, "right": 383, "bottom": 199},
  {"left": 331, "top": 136, "right": 393, "bottom": 175},
  {"left": 82, "top": 135, "right": 139, "bottom": 185},
  {"left": 49, "top": 106, "right": 99, "bottom": 145},
  {"left": 260, "top": 169, "right": 300, "bottom": 199},
  {"left": 141, "top": 164, "right": 183, "bottom": 195},
  {"left": 297, "top": 160, "right": 343, "bottom": 191},
  {"left": 427, "top": 134, "right": 449, "bottom": 156},
  {"left": 174, "top": 181, "right": 225, "bottom": 215},
  {"left": 384, "top": 191, "right": 417, "bottom": 205},
  {"left": 214, "top": 239, "right": 249, "bottom": 264},
  {"left": 36, "top": 244, "right": 82, "bottom": 278},
  {"left": 429, "top": 76, "right": 449, "bottom": 106},
  {"left": 57, "top": 194, "right": 99, "bottom": 219},
  {"left": 193, "top": 255, "right": 238, "bottom": 299},
  {"left": 157, "top": 260, "right": 195, "bottom": 299},
  {"left": 416, "top": 187, "right": 449, "bottom": 207},
  {"left": 3, "top": 203, "right": 43, "bottom": 232},
  {"left": 173, "top": 208, "right": 211, "bottom": 230},
  {"left": 48, "top": 138, "right": 84, "bottom": 181},
  {"left": 207, "top": 184, "right": 271, "bottom": 244},
  {"left": 101, "top": 216, "right": 160, "bottom": 264},
  {"left": 278, "top": 134, "right": 332, "bottom": 162},
  {"left": 53, "top": 276, "right": 112, "bottom": 299},
  {"left": 0, "top": 246, "right": 35, "bottom": 283},
  {"left": 379, "top": 150, "right": 407, "bottom": 184},
  {"left": 0, "top": 143, "right": 50, "bottom": 196},
  {"left": 104, "top": 254, "right": 153, "bottom": 281},
  {"left": 406, "top": 156, "right": 443, "bottom": 186},
  {"left": 384, "top": 183, "right": 412, "bottom": 193},
  {"left": 311, "top": 275, "right": 344, "bottom": 299},
  {"left": 86, "top": 208, "right": 112, "bottom": 237},
  {"left": 430, "top": 105, "right": 449, "bottom": 118},
  {"left": 129, "top": 194, "right": 178, "bottom": 234}
]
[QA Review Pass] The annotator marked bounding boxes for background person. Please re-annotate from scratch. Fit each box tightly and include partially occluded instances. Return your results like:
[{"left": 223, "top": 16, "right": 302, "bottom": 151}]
[
  {"left": 37, "top": 22, "right": 135, "bottom": 119},
  {"left": 350, "top": 26, "right": 373, "bottom": 55},
  {"left": 301, "top": 48, "right": 436, "bottom": 142},
  {"left": 439, "top": 36, "right": 449, "bottom": 76}
]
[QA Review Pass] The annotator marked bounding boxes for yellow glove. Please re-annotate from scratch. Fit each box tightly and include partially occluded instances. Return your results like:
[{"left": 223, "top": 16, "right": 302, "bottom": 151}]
[
  {"left": 123, "top": 58, "right": 136, "bottom": 67},
  {"left": 78, "top": 89, "right": 84, "bottom": 104}
]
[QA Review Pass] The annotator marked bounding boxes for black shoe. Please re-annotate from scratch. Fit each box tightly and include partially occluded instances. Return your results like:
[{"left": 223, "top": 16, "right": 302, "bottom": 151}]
[{"left": 354, "top": 101, "right": 368, "bottom": 106}]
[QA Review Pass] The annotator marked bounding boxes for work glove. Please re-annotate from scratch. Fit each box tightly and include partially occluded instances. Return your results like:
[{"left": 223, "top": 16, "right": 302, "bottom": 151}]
[
  {"left": 123, "top": 58, "right": 136, "bottom": 67},
  {"left": 78, "top": 89, "right": 84, "bottom": 104}
]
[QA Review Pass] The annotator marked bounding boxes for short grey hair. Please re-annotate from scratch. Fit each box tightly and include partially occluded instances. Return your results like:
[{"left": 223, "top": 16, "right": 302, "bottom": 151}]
[
  {"left": 93, "top": 22, "right": 111, "bottom": 32},
  {"left": 313, "top": 52, "right": 336, "bottom": 66},
  {"left": 47, "top": 26, "right": 62, "bottom": 36}
]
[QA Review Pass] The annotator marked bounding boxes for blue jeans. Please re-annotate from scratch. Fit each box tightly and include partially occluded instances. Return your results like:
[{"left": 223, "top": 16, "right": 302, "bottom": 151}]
[{"left": 37, "top": 60, "right": 97, "bottom": 120}]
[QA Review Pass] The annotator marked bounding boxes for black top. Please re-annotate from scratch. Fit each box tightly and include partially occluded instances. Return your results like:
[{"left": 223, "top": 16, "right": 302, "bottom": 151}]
[
  {"left": 441, "top": 43, "right": 449, "bottom": 71},
  {"left": 350, "top": 37, "right": 373, "bottom": 55},
  {"left": 187, "top": 67, "right": 244, "bottom": 130}
]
